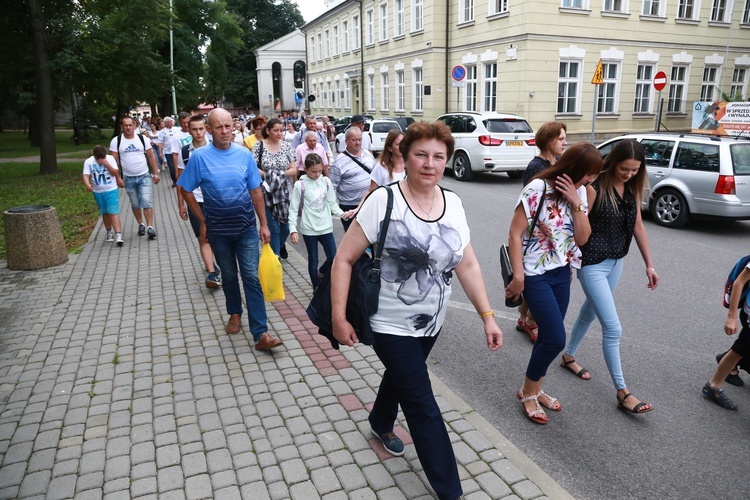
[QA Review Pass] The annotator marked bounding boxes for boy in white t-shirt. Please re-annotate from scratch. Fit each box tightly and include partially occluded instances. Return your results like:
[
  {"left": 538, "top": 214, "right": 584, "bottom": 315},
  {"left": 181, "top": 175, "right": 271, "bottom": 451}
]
[{"left": 83, "top": 145, "right": 125, "bottom": 246}]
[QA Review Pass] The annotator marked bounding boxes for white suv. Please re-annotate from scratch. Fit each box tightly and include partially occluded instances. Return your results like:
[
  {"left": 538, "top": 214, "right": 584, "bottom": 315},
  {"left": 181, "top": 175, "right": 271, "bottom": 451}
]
[
  {"left": 597, "top": 133, "right": 750, "bottom": 228},
  {"left": 369, "top": 119, "right": 402, "bottom": 154},
  {"left": 436, "top": 112, "right": 536, "bottom": 181}
]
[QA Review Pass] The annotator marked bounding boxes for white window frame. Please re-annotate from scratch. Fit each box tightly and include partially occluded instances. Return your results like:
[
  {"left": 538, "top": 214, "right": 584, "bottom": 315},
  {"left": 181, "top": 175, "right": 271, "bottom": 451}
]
[
  {"left": 465, "top": 65, "right": 478, "bottom": 112},
  {"left": 325, "top": 30, "right": 330, "bottom": 58},
  {"left": 413, "top": 68, "right": 423, "bottom": 112},
  {"left": 368, "top": 74, "right": 376, "bottom": 111},
  {"left": 700, "top": 66, "right": 719, "bottom": 101},
  {"left": 310, "top": 37, "right": 316, "bottom": 62},
  {"left": 490, "top": 0, "right": 509, "bottom": 15},
  {"left": 460, "top": 0, "right": 475, "bottom": 23},
  {"left": 743, "top": 0, "right": 750, "bottom": 22},
  {"left": 668, "top": 65, "right": 689, "bottom": 113},
  {"left": 483, "top": 63, "right": 498, "bottom": 112},
  {"left": 677, "top": 0, "right": 699, "bottom": 19},
  {"left": 336, "top": 80, "right": 342, "bottom": 110},
  {"left": 381, "top": 71, "right": 390, "bottom": 111},
  {"left": 317, "top": 34, "right": 323, "bottom": 62},
  {"left": 396, "top": 71, "right": 405, "bottom": 112},
  {"left": 604, "top": 0, "right": 628, "bottom": 12},
  {"left": 344, "top": 77, "right": 351, "bottom": 110},
  {"left": 342, "top": 21, "right": 349, "bottom": 53},
  {"left": 394, "top": 0, "right": 405, "bottom": 36},
  {"left": 596, "top": 62, "right": 620, "bottom": 114},
  {"left": 642, "top": 0, "right": 665, "bottom": 16},
  {"left": 312, "top": 83, "right": 318, "bottom": 110},
  {"left": 379, "top": 3, "right": 389, "bottom": 41},
  {"left": 711, "top": 0, "right": 732, "bottom": 21},
  {"left": 730, "top": 67, "right": 748, "bottom": 99},
  {"left": 557, "top": 60, "right": 582, "bottom": 114},
  {"left": 353, "top": 15, "right": 361, "bottom": 50},
  {"left": 562, "top": 0, "right": 589, "bottom": 8},
  {"left": 326, "top": 82, "right": 332, "bottom": 108},
  {"left": 633, "top": 63, "right": 654, "bottom": 113},
  {"left": 412, "top": 0, "right": 424, "bottom": 31},
  {"left": 333, "top": 26, "right": 339, "bottom": 56},
  {"left": 366, "top": 9, "right": 374, "bottom": 45}
]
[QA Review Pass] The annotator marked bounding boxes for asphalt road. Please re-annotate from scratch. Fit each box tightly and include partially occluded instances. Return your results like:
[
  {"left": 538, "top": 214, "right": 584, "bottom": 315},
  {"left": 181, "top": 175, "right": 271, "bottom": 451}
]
[{"left": 293, "top": 169, "right": 750, "bottom": 499}]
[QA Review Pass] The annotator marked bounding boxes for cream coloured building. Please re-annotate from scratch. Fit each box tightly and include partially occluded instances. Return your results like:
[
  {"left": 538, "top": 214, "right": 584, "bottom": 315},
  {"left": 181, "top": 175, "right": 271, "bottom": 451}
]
[{"left": 302, "top": 0, "right": 750, "bottom": 138}]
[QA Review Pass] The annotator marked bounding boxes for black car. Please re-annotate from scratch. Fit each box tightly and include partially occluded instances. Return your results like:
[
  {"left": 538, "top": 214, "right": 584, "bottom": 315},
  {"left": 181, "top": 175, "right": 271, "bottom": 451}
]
[
  {"left": 380, "top": 116, "right": 415, "bottom": 131},
  {"left": 334, "top": 115, "right": 374, "bottom": 135}
]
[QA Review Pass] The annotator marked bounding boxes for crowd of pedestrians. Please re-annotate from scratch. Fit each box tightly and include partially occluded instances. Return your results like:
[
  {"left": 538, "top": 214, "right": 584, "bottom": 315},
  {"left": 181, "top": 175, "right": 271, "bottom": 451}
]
[{"left": 83, "top": 110, "right": 748, "bottom": 500}]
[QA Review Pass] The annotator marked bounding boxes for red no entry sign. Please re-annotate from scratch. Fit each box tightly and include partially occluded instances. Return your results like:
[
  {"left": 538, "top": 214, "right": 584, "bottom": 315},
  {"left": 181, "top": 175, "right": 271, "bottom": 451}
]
[{"left": 653, "top": 71, "right": 667, "bottom": 91}]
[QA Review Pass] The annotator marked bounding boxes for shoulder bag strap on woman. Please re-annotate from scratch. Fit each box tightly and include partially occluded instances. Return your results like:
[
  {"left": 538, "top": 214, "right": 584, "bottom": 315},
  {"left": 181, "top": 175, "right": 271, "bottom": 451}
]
[
  {"left": 523, "top": 183, "right": 546, "bottom": 256},
  {"left": 369, "top": 186, "right": 394, "bottom": 282}
]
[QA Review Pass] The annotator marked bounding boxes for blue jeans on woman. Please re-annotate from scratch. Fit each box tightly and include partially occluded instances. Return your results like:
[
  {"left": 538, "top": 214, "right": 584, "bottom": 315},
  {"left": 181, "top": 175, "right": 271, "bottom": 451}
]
[
  {"left": 369, "top": 332, "right": 462, "bottom": 500},
  {"left": 265, "top": 206, "right": 289, "bottom": 256},
  {"left": 566, "top": 258, "right": 626, "bottom": 389},
  {"left": 207, "top": 225, "right": 268, "bottom": 341},
  {"left": 523, "top": 265, "right": 571, "bottom": 381},
  {"left": 303, "top": 233, "right": 336, "bottom": 289}
]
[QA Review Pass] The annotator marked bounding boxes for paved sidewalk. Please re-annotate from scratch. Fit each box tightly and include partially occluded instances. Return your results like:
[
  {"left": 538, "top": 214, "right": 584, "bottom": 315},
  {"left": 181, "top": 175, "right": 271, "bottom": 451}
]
[{"left": 0, "top": 178, "right": 572, "bottom": 499}]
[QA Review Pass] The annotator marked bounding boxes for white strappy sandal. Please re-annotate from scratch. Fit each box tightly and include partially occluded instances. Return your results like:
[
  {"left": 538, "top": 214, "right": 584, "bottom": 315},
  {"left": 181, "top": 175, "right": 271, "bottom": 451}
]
[{"left": 517, "top": 388, "right": 548, "bottom": 425}]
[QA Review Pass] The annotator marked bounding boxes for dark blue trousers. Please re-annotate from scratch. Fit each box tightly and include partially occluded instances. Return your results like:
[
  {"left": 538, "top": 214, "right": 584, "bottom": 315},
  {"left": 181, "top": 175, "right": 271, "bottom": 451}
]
[
  {"left": 369, "top": 332, "right": 461, "bottom": 500},
  {"left": 523, "top": 265, "right": 571, "bottom": 381}
]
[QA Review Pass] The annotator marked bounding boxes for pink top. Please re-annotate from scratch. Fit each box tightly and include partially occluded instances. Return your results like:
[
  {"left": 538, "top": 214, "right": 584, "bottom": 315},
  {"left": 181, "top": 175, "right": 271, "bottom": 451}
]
[{"left": 295, "top": 143, "right": 329, "bottom": 171}]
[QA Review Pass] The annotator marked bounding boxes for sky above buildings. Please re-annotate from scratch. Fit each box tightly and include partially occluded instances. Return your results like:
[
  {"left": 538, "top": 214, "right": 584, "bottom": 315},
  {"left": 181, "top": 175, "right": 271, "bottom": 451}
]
[{"left": 292, "top": 0, "right": 327, "bottom": 22}]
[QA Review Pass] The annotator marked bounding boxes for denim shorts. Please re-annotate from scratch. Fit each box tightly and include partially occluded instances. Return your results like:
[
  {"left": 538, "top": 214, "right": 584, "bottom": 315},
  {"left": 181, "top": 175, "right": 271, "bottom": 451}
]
[
  {"left": 92, "top": 190, "right": 120, "bottom": 215},
  {"left": 124, "top": 174, "right": 153, "bottom": 210}
]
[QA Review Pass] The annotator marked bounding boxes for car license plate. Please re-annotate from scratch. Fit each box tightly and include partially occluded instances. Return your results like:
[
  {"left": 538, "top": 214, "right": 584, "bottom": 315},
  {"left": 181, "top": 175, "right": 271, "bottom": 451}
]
[{"left": 507, "top": 141, "right": 524, "bottom": 146}]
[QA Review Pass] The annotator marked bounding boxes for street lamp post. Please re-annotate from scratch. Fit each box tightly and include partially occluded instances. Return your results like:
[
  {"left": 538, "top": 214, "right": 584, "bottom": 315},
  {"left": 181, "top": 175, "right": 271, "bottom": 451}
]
[{"left": 169, "top": 0, "right": 178, "bottom": 115}]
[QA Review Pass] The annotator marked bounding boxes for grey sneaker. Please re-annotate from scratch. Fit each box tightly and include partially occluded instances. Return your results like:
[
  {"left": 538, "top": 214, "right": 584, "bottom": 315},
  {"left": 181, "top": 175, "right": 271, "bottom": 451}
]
[
  {"left": 115, "top": 233, "right": 124, "bottom": 247},
  {"left": 138, "top": 224, "right": 146, "bottom": 236},
  {"left": 105, "top": 230, "right": 115, "bottom": 242},
  {"left": 702, "top": 382, "right": 738, "bottom": 410},
  {"left": 205, "top": 272, "right": 222, "bottom": 289},
  {"left": 147, "top": 226, "right": 156, "bottom": 239}
]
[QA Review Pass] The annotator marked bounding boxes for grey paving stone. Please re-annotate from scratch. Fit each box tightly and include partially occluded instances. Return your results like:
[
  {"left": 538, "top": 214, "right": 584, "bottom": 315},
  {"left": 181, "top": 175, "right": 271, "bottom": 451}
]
[
  {"left": 185, "top": 473, "right": 213, "bottom": 500},
  {"left": 52, "top": 458, "right": 79, "bottom": 478},
  {"left": 130, "top": 441, "right": 155, "bottom": 466},
  {"left": 202, "top": 429, "right": 228, "bottom": 451},
  {"left": 206, "top": 448, "right": 233, "bottom": 473},
  {"left": 289, "top": 480, "right": 322, "bottom": 500},
  {"left": 0, "top": 461, "right": 26, "bottom": 487},
  {"left": 79, "top": 450, "right": 106, "bottom": 475},
  {"left": 463, "top": 490, "right": 493, "bottom": 500},
  {"left": 18, "top": 469, "right": 51, "bottom": 497},
  {"left": 362, "top": 462, "right": 396, "bottom": 490},
  {"left": 490, "top": 459, "right": 526, "bottom": 485},
  {"left": 453, "top": 440, "right": 481, "bottom": 466},
  {"left": 511, "top": 479, "right": 544, "bottom": 500},
  {"left": 335, "top": 463, "right": 367, "bottom": 491},
  {"left": 131, "top": 462, "right": 156, "bottom": 480},
  {"left": 130, "top": 476, "right": 158, "bottom": 497},
  {"left": 267, "top": 480, "right": 290, "bottom": 500},
  {"left": 46, "top": 474, "right": 77, "bottom": 500},
  {"left": 27, "top": 448, "right": 56, "bottom": 473},
  {"left": 105, "top": 436, "right": 131, "bottom": 459},
  {"left": 210, "top": 469, "right": 238, "bottom": 490},
  {"left": 479, "top": 449, "right": 504, "bottom": 462},
  {"left": 392, "top": 471, "right": 430, "bottom": 499},
  {"left": 461, "top": 430, "right": 494, "bottom": 454},
  {"left": 157, "top": 465, "right": 185, "bottom": 493},
  {"left": 75, "top": 471, "right": 103, "bottom": 493},
  {"left": 182, "top": 452, "right": 208, "bottom": 477},
  {"left": 212, "top": 486, "right": 241, "bottom": 500},
  {"left": 240, "top": 481, "right": 271, "bottom": 500},
  {"left": 475, "top": 471, "right": 513, "bottom": 498},
  {"left": 280, "top": 458, "right": 309, "bottom": 484},
  {"left": 310, "top": 466, "right": 342, "bottom": 495}
]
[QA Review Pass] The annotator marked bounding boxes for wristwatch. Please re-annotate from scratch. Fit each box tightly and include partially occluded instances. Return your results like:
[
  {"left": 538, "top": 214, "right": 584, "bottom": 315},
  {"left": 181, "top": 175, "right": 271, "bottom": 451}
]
[{"left": 573, "top": 203, "right": 587, "bottom": 213}]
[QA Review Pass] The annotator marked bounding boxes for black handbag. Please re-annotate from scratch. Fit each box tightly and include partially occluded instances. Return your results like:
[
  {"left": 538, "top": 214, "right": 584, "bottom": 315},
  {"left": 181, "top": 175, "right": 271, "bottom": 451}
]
[
  {"left": 306, "top": 186, "right": 394, "bottom": 349},
  {"left": 501, "top": 186, "right": 546, "bottom": 308}
]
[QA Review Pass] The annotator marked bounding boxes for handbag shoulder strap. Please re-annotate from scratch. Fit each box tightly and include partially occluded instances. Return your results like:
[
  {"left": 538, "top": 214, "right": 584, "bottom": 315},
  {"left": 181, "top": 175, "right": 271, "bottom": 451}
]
[
  {"left": 372, "top": 186, "right": 394, "bottom": 270},
  {"left": 523, "top": 182, "right": 547, "bottom": 256},
  {"left": 343, "top": 150, "right": 372, "bottom": 173}
]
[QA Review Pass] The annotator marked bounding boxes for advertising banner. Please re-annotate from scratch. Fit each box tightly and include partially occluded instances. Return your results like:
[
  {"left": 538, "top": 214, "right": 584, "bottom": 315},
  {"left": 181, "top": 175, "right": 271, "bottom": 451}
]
[{"left": 692, "top": 101, "right": 750, "bottom": 136}]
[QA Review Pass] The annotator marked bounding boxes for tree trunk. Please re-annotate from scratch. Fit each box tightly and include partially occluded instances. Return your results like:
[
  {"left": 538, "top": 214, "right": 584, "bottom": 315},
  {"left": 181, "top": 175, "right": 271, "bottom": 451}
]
[
  {"left": 27, "top": 0, "right": 57, "bottom": 175},
  {"left": 113, "top": 102, "right": 128, "bottom": 138}
]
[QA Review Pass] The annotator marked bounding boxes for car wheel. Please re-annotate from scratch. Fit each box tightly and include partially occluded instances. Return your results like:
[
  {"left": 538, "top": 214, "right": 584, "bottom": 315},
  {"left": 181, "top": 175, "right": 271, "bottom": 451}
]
[
  {"left": 453, "top": 152, "right": 473, "bottom": 181},
  {"left": 651, "top": 188, "right": 690, "bottom": 228},
  {"left": 507, "top": 171, "right": 523, "bottom": 180}
]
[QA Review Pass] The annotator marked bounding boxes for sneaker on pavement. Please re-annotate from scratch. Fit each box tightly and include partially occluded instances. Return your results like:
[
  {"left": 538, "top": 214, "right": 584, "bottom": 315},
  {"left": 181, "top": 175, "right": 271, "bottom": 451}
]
[
  {"left": 115, "top": 233, "right": 124, "bottom": 247},
  {"left": 371, "top": 428, "right": 404, "bottom": 456},
  {"left": 279, "top": 244, "right": 288, "bottom": 260},
  {"left": 147, "top": 226, "right": 156, "bottom": 239},
  {"left": 105, "top": 230, "right": 115, "bottom": 242},
  {"left": 205, "top": 272, "right": 221, "bottom": 289},
  {"left": 702, "top": 382, "right": 738, "bottom": 410},
  {"left": 138, "top": 224, "right": 146, "bottom": 236}
]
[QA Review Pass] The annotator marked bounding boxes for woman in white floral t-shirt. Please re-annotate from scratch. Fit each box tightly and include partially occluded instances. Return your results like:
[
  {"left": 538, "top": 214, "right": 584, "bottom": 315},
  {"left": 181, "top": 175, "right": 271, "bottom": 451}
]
[{"left": 506, "top": 142, "right": 602, "bottom": 425}]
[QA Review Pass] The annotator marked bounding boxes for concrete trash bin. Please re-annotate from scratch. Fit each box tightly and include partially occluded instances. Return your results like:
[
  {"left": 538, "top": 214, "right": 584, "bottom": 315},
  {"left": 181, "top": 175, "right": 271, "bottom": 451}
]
[{"left": 3, "top": 205, "right": 68, "bottom": 270}]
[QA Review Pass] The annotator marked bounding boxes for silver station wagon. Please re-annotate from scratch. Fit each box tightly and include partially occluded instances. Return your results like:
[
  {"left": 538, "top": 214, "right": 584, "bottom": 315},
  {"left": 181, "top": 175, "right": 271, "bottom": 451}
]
[{"left": 598, "top": 133, "right": 750, "bottom": 228}]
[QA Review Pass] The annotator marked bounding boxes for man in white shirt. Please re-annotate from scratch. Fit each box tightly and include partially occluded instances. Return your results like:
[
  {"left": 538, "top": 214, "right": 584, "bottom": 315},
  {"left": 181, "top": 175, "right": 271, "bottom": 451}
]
[
  {"left": 110, "top": 116, "right": 161, "bottom": 239},
  {"left": 159, "top": 116, "right": 178, "bottom": 185},
  {"left": 329, "top": 127, "right": 374, "bottom": 231},
  {"left": 170, "top": 112, "right": 193, "bottom": 187}
]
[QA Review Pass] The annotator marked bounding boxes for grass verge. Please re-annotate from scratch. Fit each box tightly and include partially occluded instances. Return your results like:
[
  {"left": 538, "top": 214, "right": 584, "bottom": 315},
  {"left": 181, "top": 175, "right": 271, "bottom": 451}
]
[
  {"left": 0, "top": 129, "right": 114, "bottom": 158},
  {"left": 0, "top": 162, "right": 100, "bottom": 259}
]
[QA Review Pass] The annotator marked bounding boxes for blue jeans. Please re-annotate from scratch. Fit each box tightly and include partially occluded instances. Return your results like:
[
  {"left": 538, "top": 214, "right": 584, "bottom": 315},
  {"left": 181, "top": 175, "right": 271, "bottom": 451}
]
[
  {"left": 265, "top": 206, "right": 289, "bottom": 256},
  {"left": 123, "top": 174, "right": 153, "bottom": 210},
  {"left": 567, "top": 258, "right": 626, "bottom": 389},
  {"left": 207, "top": 226, "right": 267, "bottom": 341},
  {"left": 369, "top": 332, "right": 461, "bottom": 500},
  {"left": 165, "top": 152, "right": 177, "bottom": 185},
  {"left": 523, "top": 265, "right": 571, "bottom": 381},
  {"left": 152, "top": 145, "right": 162, "bottom": 167},
  {"left": 303, "top": 233, "right": 336, "bottom": 289}
]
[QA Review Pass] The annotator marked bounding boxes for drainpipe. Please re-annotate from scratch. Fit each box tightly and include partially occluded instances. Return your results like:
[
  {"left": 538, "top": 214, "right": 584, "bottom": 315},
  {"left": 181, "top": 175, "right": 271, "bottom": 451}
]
[
  {"left": 444, "top": 0, "right": 450, "bottom": 113},
  {"left": 359, "top": 0, "right": 365, "bottom": 114}
]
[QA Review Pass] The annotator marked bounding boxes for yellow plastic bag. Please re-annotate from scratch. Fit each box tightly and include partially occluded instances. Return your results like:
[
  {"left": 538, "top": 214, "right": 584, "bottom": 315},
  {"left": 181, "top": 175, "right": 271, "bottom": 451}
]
[{"left": 258, "top": 243, "right": 285, "bottom": 302}]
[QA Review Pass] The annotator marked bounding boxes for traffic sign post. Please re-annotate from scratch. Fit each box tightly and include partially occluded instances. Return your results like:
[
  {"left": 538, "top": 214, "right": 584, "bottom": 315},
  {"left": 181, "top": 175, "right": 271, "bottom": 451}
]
[
  {"left": 591, "top": 59, "right": 604, "bottom": 142},
  {"left": 653, "top": 71, "right": 667, "bottom": 132},
  {"left": 451, "top": 65, "right": 466, "bottom": 112}
]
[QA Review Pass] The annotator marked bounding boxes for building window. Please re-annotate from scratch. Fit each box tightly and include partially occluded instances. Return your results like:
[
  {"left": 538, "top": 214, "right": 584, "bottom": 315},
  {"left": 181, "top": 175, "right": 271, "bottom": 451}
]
[
  {"left": 557, "top": 60, "right": 581, "bottom": 114},
  {"left": 381, "top": 72, "right": 390, "bottom": 111},
  {"left": 677, "top": 0, "right": 697, "bottom": 19},
  {"left": 342, "top": 21, "right": 349, "bottom": 52},
  {"left": 317, "top": 34, "right": 322, "bottom": 61},
  {"left": 490, "top": 0, "right": 509, "bottom": 14},
  {"left": 333, "top": 26, "right": 339, "bottom": 56},
  {"left": 668, "top": 65, "right": 688, "bottom": 113},
  {"left": 465, "top": 65, "right": 477, "bottom": 111},
  {"left": 368, "top": 75, "right": 375, "bottom": 111},
  {"left": 642, "top": 0, "right": 663, "bottom": 15},
  {"left": 325, "top": 30, "right": 330, "bottom": 58},
  {"left": 326, "top": 82, "right": 332, "bottom": 108},
  {"left": 366, "top": 10, "right": 374, "bottom": 45},
  {"left": 730, "top": 68, "right": 748, "bottom": 99},
  {"left": 312, "top": 84, "right": 318, "bottom": 110},
  {"left": 604, "top": 0, "right": 626, "bottom": 12},
  {"left": 344, "top": 78, "right": 351, "bottom": 110},
  {"left": 413, "top": 0, "right": 423, "bottom": 31},
  {"left": 396, "top": 71, "right": 405, "bottom": 112},
  {"left": 336, "top": 80, "right": 342, "bottom": 110},
  {"left": 711, "top": 0, "right": 730, "bottom": 21},
  {"left": 380, "top": 3, "right": 388, "bottom": 41},
  {"left": 353, "top": 15, "right": 360, "bottom": 49},
  {"left": 413, "top": 68, "right": 423, "bottom": 112},
  {"left": 562, "top": 0, "right": 585, "bottom": 7},
  {"left": 460, "top": 0, "right": 475, "bottom": 22},
  {"left": 700, "top": 67, "right": 719, "bottom": 101},
  {"left": 310, "top": 37, "right": 316, "bottom": 62},
  {"left": 394, "top": 0, "right": 405, "bottom": 36},
  {"left": 483, "top": 63, "right": 497, "bottom": 112},
  {"left": 633, "top": 63, "right": 654, "bottom": 113},
  {"left": 744, "top": 0, "right": 750, "bottom": 23},
  {"left": 596, "top": 62, "right": 619, "bottom": 113}
]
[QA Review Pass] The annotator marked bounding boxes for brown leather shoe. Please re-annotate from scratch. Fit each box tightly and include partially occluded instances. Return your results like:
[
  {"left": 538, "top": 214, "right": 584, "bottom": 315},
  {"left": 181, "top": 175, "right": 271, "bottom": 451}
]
[
  {"left": 255, "top": 332, "right": 283, "bottom": 350},
  {"left": 225, "top": 314, "right": 241, "bottom": 335}
]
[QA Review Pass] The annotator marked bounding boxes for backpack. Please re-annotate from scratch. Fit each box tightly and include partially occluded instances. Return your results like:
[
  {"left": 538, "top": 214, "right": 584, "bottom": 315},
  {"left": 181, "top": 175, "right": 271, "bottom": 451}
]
[
  {"left": 116, "top": 133, "right": 148, "bottom": 171},
  {"left": 723, "top": 254, "right": 750, "bottom": 308}
]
